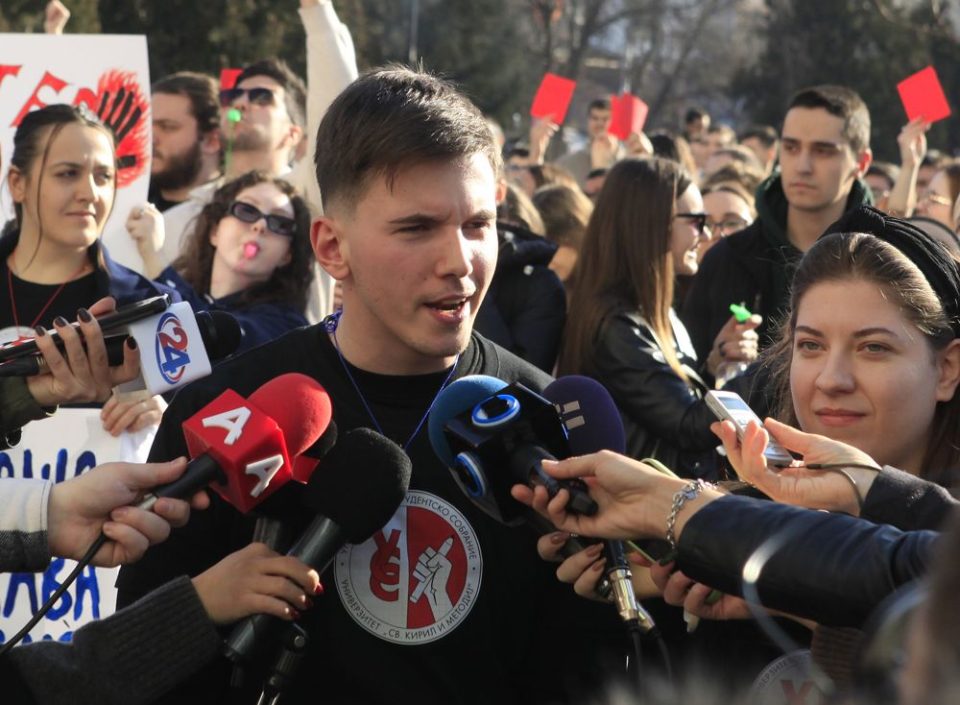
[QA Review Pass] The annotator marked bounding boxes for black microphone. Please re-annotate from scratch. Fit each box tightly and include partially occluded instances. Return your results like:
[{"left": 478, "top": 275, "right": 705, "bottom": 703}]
[
  {"left": 224, "top": 428, "right": 412, "bottom": 664},
  {"left": 0, "top": 310, "right": 241, "bottom": 377},
  {"left": 250, "top": 420, "right": 339, "bottom": 552}
]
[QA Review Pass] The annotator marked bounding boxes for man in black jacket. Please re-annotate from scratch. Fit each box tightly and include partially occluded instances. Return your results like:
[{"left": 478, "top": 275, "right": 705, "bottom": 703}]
[{"left": 681, "top": 85, "right": 874, "bottom": 362}]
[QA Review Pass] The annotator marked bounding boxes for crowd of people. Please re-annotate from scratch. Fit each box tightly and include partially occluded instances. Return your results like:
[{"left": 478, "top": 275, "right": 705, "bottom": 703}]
[{"left": 1, "top": 1, "right": 960, "bottom": 704}]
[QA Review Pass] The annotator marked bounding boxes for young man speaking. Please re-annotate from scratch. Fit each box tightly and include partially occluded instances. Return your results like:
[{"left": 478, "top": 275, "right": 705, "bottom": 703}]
[{"left": 117, "top": 66, "right": 623, "bottom": 704}]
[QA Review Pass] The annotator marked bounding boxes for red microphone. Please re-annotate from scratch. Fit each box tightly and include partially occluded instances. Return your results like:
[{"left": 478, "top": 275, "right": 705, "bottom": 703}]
[{"left": 140, "top": 373, "right": 332, "bottom": 513}]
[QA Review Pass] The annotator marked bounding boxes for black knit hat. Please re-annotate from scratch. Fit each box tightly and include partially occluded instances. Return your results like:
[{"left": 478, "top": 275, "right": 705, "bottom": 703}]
[{"left": 823, "top": 205, "right": 960, "bottom": 336}]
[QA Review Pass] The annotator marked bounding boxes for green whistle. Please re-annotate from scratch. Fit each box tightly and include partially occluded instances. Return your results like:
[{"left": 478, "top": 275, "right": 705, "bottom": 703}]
[{"left": 729, "top": 303, "right": 752, "bottom": 323}]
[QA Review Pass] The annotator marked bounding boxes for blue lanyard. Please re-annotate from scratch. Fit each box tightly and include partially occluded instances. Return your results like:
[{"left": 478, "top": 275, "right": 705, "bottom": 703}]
[{"left": 325, "top": 310, "right": 460, "bottom": 451}]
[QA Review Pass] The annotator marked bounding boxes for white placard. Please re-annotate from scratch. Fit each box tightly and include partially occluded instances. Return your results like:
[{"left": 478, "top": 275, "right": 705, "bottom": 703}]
[
  {"left": 0, "top": 409, "right": 154, "bottom": 645},
  {"left": 0, "top": 34, "right": 152, "bottom": 273}
]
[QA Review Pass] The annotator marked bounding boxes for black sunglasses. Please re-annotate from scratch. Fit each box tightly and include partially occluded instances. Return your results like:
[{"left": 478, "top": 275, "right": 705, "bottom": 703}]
[
  {"left": 219, "top": 87, "right": 275, "bottom": 107},
  {"left": 675, "top": 212, "right": 710, "bottom": 234},
  {"left": 227, "top": 201, "right": 297, "bottom": 237}
]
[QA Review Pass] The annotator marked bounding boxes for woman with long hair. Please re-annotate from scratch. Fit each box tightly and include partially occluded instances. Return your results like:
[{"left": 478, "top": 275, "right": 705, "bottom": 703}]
[
  {"left": 764, "top": 210, "right": 960, "bottom": 486},
  {"left": 2, "top": 105, "right": 173, "bottom": 344},
  {"left": 131, "top": 170, "right": 313, "bottom": 355},
  {"left": 2, "top": 105, "right": 176, "bottom": 435},
  {"left": 558, "top": 157, "right": 758, "bottom": 478}
]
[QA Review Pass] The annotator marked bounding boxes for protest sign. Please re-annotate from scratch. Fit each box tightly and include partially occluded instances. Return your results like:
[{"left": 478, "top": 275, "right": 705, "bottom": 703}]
[
  {"left": 0, "top": 409, "right": 154, "bottom": 645},
  {"left": 0, "top": 34, "right": 152, "bottom": 273}
]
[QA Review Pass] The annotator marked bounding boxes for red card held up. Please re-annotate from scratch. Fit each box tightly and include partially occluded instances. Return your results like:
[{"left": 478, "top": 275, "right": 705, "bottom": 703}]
[
  {"left": 530, "top": 73, "right": 576, "bottom": 124},
  {"left": 220, "top": 68, "right": 242, "bottom": 91},
  {"left": 609, "top": 93, "right": 649, "bottom": 140},
  {"left": 897, "top": 66, "right": 951, "bottom": 124}
]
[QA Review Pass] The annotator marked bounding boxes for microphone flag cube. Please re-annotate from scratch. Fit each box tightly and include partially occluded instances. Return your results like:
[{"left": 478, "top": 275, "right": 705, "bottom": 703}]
[{"left": 182, "top": 388, "right": 293, "bottom": 513}]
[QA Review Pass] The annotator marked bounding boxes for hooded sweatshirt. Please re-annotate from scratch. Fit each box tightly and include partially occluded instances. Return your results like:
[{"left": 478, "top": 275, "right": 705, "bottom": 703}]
[{"left": 680, "top": 173, "right": 872, "bottom": 362}]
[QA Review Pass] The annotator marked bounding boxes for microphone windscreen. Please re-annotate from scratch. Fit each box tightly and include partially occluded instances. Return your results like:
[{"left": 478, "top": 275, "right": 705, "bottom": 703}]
[
  {"left": 248, "top": 373, "right": 334, "bottom": 457},
  {"left": 248, "top": 420, "right": 338, "bottom": 522},
  {"left": 303, "top": 420, "right": 338, "bottom": 459},
  {"left": 301, "top": 428, "right": 411, "bottom": 543},
  {"left": 197, "top": 310, "right": 243, "bottom": 360},
  {"left": 427, "top": 374, "right": 508, "bottom": 466},
  {"left": 543, "top": 376, "right": 626, "bottom": 454}
]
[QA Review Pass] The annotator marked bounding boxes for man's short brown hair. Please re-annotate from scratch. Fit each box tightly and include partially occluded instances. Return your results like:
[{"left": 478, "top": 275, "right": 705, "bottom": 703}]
[
  {"left": 314, "top": 65, "right": 502, "bottom": 212},
  {"left": 787, "top": 85, "right": 871, "bottom": 155}
]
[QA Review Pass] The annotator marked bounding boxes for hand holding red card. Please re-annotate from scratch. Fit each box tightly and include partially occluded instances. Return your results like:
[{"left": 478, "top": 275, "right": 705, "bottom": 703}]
[
  {"left": 530, "top": 73, "right": 576, "bottom": 124},
  {"left": 897, "top": 66, "right": 951, "bottom": 124},
  {"left": 609, "top": 93, "right": 649, "bottom": 141}
]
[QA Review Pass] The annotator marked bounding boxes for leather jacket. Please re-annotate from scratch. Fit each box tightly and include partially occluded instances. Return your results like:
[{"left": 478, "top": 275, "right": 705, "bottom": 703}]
[
  {"left": 677, "top": 490, "right": 946, "bottom": 628},
  {"left": 592, "top": 305, "right": 719, "bottom": 479}
]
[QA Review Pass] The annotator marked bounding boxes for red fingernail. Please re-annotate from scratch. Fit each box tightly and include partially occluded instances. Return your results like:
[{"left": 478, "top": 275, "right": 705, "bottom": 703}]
[
  {"left": 550, "top": 532, "right": 567, "bottom": 544},
  {"left": 290, "top": 609, "right": 301, "bottom": 620},
  {"left": 34, "top": 326, "right": 46, "bottom": 337},
  {"left": 53, "top": 316, "right": 68, "bottom": 328},
  {"left": 314, "top": 582, "right": 325, "bottom": 596}
]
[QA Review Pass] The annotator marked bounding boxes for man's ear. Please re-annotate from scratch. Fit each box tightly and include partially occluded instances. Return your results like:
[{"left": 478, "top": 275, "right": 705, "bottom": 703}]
[
  {"left": 495, "top": 178, "right": 507, "bottom": 205},
  {"left": 201, "top": 129, "right": 221, "bottom": 156},
  {"left": 311, "top": 215, "right": 349, "bottom": 281},
  {"left": 855, "top": 148, "right": 873, "bottom": 179},
  {"left": 283, "top": 124, "right": 304, "bottom": 158}
]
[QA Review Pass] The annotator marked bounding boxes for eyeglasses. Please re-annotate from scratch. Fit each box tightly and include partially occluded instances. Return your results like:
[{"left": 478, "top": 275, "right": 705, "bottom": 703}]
[
  {"left": 921, "top": 191, "right": 954, "bottom": 208},
  {"left": 219, "top": 87, "right": 276, "bottom": 108},
  {"left": 227, "top": 201, "right": 297, "bottom": 237},
  {"left": 674, "top": 212, "right": 710, "bottom": 235},
  {"left": 705, "top": 217, "right": 748, "bottom": 236}
]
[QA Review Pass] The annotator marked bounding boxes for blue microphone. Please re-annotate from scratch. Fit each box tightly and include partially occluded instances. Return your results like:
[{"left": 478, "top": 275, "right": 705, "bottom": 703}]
[{"left": 427, "top": 375, "right": 597, "bottom": 526}]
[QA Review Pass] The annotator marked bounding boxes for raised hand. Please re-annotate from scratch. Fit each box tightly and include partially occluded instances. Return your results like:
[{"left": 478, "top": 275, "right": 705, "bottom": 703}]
[{"left": 44, "top": 0, "right": 71, "bottom": 34}]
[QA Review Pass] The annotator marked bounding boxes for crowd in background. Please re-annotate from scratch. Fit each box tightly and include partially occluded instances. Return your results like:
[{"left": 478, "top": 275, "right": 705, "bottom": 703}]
[{"left": 3, "top": 1, "right": 960, "bottom": 704}]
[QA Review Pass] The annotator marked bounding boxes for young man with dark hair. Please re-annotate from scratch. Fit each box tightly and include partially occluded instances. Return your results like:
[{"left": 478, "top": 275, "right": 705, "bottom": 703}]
[
  {"left": 681, "top": 85, "right": 873, "bottom": 363},
  {"left": 557, "top": 97, "right": 625, "bottom": 187},
  {"left": 149, "top": 72, "right": 222, "bottom": 212},
  {"left": 117, "top": 65, "right": 622, "bottom": 705}
]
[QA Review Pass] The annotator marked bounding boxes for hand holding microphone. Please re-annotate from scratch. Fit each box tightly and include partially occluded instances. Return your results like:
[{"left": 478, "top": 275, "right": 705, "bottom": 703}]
[
  {"left": 24, "top": 296, "right": 141, "bottom": 407},
  {"left": 9, "top": 295, "right": 243, "bottom": 409},
  {"left": 45, "top": 457, "right": 209, "bottom": 568},
  {"left": 191, "top": 543, "right": 321, "bottom": 625},
  {"left": 1, "top": 373, "right": 335, "bottom": 655},
  {"left": 224, "top": 427, "right": 412, "bottom": 664}
]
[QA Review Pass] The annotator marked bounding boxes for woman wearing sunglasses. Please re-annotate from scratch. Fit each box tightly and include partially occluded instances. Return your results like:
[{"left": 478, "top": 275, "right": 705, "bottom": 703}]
[
  {"left": 131, "top": 171, "right": 312, "bottom": 355},
  {"left": 558, "top": 157, "right": 759, "bottom": 478}
]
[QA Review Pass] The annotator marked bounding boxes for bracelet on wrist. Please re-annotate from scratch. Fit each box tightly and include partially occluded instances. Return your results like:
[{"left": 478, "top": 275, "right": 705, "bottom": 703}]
[{"left": 666, "top": 479, "right": 713, "bottom": 551}]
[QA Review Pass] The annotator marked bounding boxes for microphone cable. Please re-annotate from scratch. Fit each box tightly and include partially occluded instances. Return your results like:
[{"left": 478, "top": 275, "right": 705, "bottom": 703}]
[
  {"left": 741, "top": 524, "right": 835, "bottom": 699},
  {"left": 603, "top": 540, "right": 673, "bottom": 690},
  {"left": 0, "top": 532, "right": 107, "bottom": 655}
]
